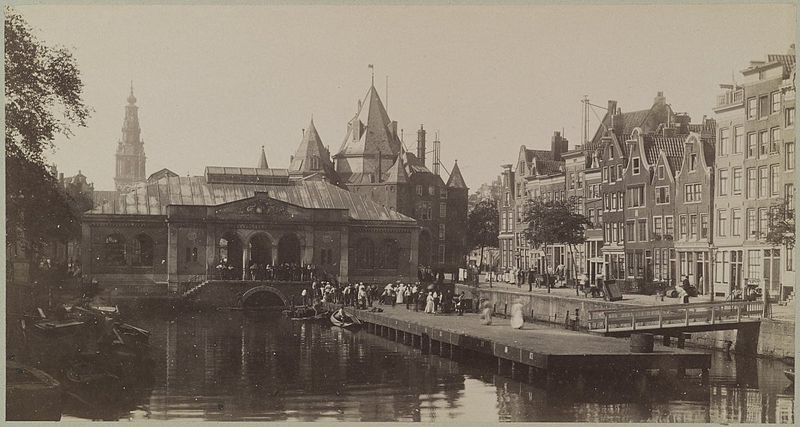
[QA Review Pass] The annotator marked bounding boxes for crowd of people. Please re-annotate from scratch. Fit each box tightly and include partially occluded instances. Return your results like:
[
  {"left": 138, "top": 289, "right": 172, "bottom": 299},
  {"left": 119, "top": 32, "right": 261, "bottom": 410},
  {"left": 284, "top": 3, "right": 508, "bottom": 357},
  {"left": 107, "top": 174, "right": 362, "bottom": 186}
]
[
  {"left": 214, "top": 258, "right": 327, "bottom": 282},
  {"left": 296, "top": 280, "right": 469, "bottom": 315}
]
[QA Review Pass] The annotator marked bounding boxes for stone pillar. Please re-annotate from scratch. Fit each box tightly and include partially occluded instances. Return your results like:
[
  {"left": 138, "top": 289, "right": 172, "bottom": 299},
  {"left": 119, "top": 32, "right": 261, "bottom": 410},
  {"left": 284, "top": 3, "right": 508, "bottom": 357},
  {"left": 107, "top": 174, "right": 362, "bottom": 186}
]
[
  {"left": 242, "top": 245, "right": 250, "bottom": 280},
  {"left": 339, "top": 226, "right": 349, "bottom": 283},
  {"left": 167, "top": 222, "right": 179, "bottom": 290}
]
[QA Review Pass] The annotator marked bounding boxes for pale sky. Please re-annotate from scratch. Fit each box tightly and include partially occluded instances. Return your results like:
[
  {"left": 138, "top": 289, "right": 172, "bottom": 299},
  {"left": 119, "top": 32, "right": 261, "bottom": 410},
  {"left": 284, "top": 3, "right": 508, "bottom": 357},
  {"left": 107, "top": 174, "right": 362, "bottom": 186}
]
[{"left": 17, "top": 4, "right": 796, "bottom": 191}]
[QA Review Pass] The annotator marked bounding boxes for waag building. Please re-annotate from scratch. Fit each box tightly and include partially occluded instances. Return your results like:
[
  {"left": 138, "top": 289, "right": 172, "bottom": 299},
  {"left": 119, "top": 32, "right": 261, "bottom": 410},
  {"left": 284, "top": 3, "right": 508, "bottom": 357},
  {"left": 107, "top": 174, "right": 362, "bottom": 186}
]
[{"left": 80, "top": 81, "right": 467, "bottom": 292}]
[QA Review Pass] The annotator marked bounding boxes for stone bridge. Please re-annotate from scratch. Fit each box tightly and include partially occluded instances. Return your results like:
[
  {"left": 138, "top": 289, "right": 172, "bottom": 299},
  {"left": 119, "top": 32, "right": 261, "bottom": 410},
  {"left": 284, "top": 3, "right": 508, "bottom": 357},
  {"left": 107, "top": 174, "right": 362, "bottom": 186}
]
[{"left": 183, "top": 280, "right": 313, "bottom": 308}]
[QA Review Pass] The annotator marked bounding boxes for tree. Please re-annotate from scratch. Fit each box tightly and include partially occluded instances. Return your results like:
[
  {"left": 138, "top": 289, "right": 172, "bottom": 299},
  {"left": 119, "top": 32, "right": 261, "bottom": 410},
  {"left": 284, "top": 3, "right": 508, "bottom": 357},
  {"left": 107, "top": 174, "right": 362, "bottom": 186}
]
[
  {"left": 765, "top": 202, "right": 795, "bottom": 248},
  {"left": 521, "top": 196, "right": 591, "bottom": 293},
  {"left": 467, "top": 198, "right": 499, "bottom": 272},
  {"left": 5, "top": 8, "right": 90, "bottom": 254}
]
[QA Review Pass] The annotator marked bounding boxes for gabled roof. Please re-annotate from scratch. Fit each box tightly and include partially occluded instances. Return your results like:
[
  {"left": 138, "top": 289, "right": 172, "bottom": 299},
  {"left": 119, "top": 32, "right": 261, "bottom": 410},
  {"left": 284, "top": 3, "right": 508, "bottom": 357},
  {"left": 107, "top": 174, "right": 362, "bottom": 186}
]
[
  {"left": 533, "top": 158, "right": 564, "bottom": 176},
  {"left": 446, "top": 161, "right": 467, "bottom": 189},
  {"left": 258, "top": 146, "right": 269, "bottom": 169},
  {"left": 587, "top": 108, "right": 651, "bottom": 152},
  {"left": 525, "top": 149, "right": 551, "bottom": 163},
  {"left": 383, "top": 153, "right": 409, "bottom": 184},
  {"left": 644, "top": 135, "right": 685, "bottom": 173},
  {"left": 87, "top": 176, "right": 414, "bottom": 222},
  {"left": 289, "top": 118, "right": 334, "bottom": 174},
  {"left": 336, "top": 85, "right": 401, "bottom": 158},
  {"left": 147, "top": 168, "right": 178, "bottom": 182}
]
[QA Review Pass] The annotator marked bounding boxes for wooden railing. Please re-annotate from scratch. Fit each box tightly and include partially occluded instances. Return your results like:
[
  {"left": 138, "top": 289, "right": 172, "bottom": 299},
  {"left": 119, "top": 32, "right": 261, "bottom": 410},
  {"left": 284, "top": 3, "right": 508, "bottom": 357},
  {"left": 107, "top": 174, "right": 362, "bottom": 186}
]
[{"left": 588, "top": 300, "right": 765, "bottom": 333}]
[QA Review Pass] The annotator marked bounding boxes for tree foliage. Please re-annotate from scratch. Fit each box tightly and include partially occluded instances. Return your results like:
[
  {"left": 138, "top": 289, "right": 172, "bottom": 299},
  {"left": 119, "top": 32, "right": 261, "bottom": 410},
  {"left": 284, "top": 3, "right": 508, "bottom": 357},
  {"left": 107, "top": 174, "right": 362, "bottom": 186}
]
[
  {"left": 521, "top": 196, "right": 592, "bottom": 249},
  {"left": 467, "top": 199, "right": 499, "bottom": 250},
  {"left": 765, "top": 202, "right": 795, "bottom": 248},
  {"left": 5, "top": 8, "right": 91, "bottom": 251}
]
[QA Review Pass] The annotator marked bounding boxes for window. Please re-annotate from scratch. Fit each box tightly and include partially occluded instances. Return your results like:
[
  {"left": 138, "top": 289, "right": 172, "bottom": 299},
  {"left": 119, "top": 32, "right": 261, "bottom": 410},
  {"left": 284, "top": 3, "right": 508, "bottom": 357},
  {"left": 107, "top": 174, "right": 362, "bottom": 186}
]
[
  {"left": 717, "top": 210, "right": 728, "bottom": 237},
  {"left": 612, "top": 192, "right": 618, "bottom": 210},
  {"left": 719, "top": 128, "right": 729, "bottom": 156},
  {"left": 701, "top": 214, "right": 709, "bottom": 238},
  {"left": 728, "top": 168, "right": 742, "bottom": 196},
  {"left": 417, "top": 202, "right": 432, "bottom": 220},
  {"left": 786, "top": 183, "right": 795, "bottom": 208},
  {"left": 689, "top": 153, "right": 697, "bottom": 171},
  {"left": 758, "top": 166, "right": 768, "bottom": 198},
  {"left": 655, "top": 186, "right": 670, "bottom": 204},
  {"left": 438, "top": 224, "right": 446, "bottom": 240},
  {"left": 759, "top": 95, "right": 769, "bottom": 119},
  {"left": 132, "top": 234, "right": 153, "bottom": 266},
  {"left": 428, "top": 186, "right": 436, "bottom": 196},
  {"left": 747, "top": 133, "right": 757, "bottom": 158},
  {"left": 356, "top": 239, "right": 375, "bottom": 268},
  {"left": 310, "top": 156, "right": 320, "bottom": 170},
  {"left": 626, "top": 221, "right": 635, "bottom": 242},
  {"left": 577, "top": 172, "right": 583, "bottom": 189},
  {"left": 685, "top": 184, "right": 702, "bottom": 202},
  {"left": 632, "top": 158, "right": 640, "bottom": 175},
  {"left": 439, "top": 245, "right": 446, "bottom": 264},
  {"left": 770, "top": 164, "right": 780, "bottom": 196},
  {"left": 770, "top": 127, "right": 781, "bottom": 153},
  {"left": 609, "top": 165, "right": 617, "bottom": 182},
  {"left": 787, "top": 142, "right": 795, "bottom": 170},
  {"left": 628, "top": 186, "right": 645, "bottom": 207},
  {"left": 569, "top": 173, "right": 575, "bottom": 189},
  {"left": 771, "top": 91, "right": 781, "bottom": 114},
  {"left": 441, "top": 188, "right": 447, "bottom": 199},
  {"left": 759, "top": 130, "right": 768, "bottom": 157},
  {"left": 588, "top": 209, "right": 594, "bottom": 228},
  {"left": 689, "top": 214, "right": 698, "bottom": 239},
  {"left": 747, "top": 249, "right": 761, "bottom": 279},
  {"left": 786, "top": 107, "right": 795, "bottom": 127},
  {"left": 658, "top": 165, "right": 665, "bottom": 180},
  {"left": 665, "top": 216, "right": 674, "bottom": 237},
  {"left": 637, "top": 219, "right": 647, "bottom": 242},
  {"left": 417, "top": 185, "right": 423, "bottom": 196},
  {"left": 747, "top": 168, "right": 757, "bottom": 198},
  {"left": 758, "top": 208, "right": 768, "bottom": 238},
  {"left": 747, "top": 209, "right": 757, "bottom": 239},
  {"left": 611, "top": 222, "right": 618, "bottom": 243},
  {"left": 747, "top": 98, "right": 758, "bottom": 120},
  {"left": 440, "top": 202, "right": 447, "bottom": 218},
  {"left": 654, "top": 216, "right": 663, "bottom": 236},
  {"left": 103, "top": 234, "right": 126, "bottom": 266},
  {"left": 733, "top": 126, "right": 744, "bottom": 154},
  {"left": 747, "top": 97, "right": 757, "bottom": 119},
  {"left": 718, "top": 169, "right": 729, "bottom": 196},
  {"left": 679, "top": 215, "right": 688, "bottom": 239},
  {"left": 616, "top": 165, "right": 623, "bottom": 181},
  {"left": 731, "top": 209, "right": 742, "bottom": 236},
  {"left": 602, "top": 167, "right": 608, "bottom": 182}
]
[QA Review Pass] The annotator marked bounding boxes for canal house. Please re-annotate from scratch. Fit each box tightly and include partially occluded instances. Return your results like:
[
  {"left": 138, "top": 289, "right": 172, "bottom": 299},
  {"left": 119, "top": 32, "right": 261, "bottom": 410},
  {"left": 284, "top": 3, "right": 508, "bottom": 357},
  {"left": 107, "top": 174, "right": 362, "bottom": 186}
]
[{"left": 81, "top": 166, "right": 419, "bottom": 292}]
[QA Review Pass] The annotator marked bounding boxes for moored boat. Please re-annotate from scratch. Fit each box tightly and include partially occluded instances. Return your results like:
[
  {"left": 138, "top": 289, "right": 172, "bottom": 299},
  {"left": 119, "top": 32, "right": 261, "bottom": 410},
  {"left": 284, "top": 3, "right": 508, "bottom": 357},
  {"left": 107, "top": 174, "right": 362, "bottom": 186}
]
[
  {"left": 785, "top": 368, "right": 794, "bottom": 383},
  {"left": 6, "top": 360, "right": 63, "bottom": 421},
  {"left": 330, "top": 308, "right": 361, "bottom": 329}
]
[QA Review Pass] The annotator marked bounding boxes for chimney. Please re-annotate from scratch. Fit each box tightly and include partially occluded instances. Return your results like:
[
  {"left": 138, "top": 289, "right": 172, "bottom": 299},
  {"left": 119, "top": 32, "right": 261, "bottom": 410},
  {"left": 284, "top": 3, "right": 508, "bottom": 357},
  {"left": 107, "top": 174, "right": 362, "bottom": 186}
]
[
  {"left": 417, "top": 124, "right": 426, "bottom": 166},
  {"left": 654, "top": 91, "right": 666, "bottom": 105},
  {"left": 607, "top": 100, "right": 617, "bottom": 116},
  {"left": 551, "top": 131, "right": 568, "bottom": 161},
  {"left": 673, "top": 113, "right": 690, "bottom": 135}
]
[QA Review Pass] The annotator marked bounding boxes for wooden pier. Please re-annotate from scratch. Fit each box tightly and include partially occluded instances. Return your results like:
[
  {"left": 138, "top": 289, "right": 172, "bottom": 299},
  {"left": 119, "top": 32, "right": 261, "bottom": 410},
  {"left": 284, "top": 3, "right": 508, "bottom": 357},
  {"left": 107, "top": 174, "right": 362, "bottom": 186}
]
[{"left": 326, "top": 304, "right": 712, "bottom": 383}]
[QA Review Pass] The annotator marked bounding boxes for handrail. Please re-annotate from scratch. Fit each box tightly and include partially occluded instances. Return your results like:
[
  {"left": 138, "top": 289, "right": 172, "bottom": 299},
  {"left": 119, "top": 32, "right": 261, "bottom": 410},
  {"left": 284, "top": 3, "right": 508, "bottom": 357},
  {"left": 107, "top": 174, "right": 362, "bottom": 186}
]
[
  {"left": 588, "top": 300, "right": 763, "bottom": 316},
  {"left": 588, "top": 300, "right": 765, "bottom": 331}
]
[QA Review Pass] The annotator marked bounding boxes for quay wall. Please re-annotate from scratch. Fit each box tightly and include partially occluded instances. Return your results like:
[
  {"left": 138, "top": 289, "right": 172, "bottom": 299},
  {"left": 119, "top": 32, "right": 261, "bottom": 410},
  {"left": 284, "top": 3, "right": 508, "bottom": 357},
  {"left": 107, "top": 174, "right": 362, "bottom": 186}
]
[{"left": 456, "top": 284, "right": 795, "bottom": 359}]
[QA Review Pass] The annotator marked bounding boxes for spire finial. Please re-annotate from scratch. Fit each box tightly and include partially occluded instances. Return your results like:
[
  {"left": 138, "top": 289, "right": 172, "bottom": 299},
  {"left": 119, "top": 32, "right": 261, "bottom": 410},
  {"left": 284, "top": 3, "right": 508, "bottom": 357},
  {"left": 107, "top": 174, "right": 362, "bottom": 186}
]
[
  {"left": 127, "top": 81, "right": 137, "bottom": 104},
  {"left": 368, "top": 64, "right": 374, "bottom": 86}
]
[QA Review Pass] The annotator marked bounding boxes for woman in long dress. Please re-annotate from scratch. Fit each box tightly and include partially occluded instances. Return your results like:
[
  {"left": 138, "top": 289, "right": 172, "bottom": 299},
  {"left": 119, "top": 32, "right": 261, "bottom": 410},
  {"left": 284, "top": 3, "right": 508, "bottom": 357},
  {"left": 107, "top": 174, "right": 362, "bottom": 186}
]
[
  {"left": 424, "top": 292, "right": 435, "bottom": 314},
  {"left": 396, "top": 283, "right": 405, "bottom": 305}
]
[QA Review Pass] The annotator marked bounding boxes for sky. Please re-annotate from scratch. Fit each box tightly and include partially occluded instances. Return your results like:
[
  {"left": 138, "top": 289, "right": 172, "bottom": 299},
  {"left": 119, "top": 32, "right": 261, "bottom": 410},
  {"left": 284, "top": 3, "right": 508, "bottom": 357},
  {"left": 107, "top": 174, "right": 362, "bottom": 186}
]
[{"left": 16, "top": 4, "right": 796, "bottom": 191}]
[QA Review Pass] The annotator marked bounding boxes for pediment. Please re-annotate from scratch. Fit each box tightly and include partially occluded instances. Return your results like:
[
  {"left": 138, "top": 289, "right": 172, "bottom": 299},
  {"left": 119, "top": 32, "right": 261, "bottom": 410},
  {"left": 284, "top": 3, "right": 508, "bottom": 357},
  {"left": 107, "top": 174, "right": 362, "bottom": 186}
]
[{"left": 212, "top": 193, "right": 309, "bottom": 221}]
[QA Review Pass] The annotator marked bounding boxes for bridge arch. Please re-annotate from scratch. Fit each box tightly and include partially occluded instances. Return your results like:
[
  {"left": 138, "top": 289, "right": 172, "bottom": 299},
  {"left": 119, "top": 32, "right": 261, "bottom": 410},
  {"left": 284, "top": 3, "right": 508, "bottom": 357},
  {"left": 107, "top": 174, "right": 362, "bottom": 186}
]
[{"left": 239, "top": 285, "right": 289, "bottom": 308}]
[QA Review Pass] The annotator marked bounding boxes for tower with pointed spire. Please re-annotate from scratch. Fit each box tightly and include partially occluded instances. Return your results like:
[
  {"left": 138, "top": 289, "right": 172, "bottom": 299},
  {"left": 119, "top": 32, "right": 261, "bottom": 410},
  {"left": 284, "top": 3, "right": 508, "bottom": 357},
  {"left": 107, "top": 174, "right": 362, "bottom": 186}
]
[
  {"left": 288, "top": 117, "right": 339, "bottom": 184},
  {"left": 114, "top": 83, "right": 147, "bottom": 191}
]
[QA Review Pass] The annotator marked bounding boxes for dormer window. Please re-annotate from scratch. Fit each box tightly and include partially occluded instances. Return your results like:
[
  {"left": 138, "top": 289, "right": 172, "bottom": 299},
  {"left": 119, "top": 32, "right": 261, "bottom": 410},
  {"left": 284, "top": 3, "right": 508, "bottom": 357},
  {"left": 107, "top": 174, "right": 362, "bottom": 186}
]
[
  {"left": 310, "top": 156, "right": 320, "bottom": 170},
  {"left": 658, "top": 165, "right": 665, "bottom": 180},
  {"left": 632, "top": 158, "right": 641, "bottom": 175}
]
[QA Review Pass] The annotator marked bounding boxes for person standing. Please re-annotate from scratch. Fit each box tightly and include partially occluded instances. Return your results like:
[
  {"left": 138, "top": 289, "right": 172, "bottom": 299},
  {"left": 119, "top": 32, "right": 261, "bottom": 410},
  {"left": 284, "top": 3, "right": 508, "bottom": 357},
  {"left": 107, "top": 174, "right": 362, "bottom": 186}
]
[
  {"left": 404, "top": 285, "right": 412, "bottom": 309},
  {"left": 424, "top": 292, "right": 435, "bottom": 314}
]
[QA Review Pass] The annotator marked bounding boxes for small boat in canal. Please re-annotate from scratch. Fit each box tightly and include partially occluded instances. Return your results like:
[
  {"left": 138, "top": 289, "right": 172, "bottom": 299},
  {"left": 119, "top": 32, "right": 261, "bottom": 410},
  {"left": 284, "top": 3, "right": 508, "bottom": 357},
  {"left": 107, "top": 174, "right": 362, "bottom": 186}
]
[
  {"left": 330, "top": 308, "right": 361, "bottom": 329},
  {"left": 6, "top": 360, "right": 63, "bottom": 421},
  {"left": 283, "top": 304, "right": 330, "bottom": 321},
  {"left": 785, "top": 368, "right": 795, "bottom": 383}
]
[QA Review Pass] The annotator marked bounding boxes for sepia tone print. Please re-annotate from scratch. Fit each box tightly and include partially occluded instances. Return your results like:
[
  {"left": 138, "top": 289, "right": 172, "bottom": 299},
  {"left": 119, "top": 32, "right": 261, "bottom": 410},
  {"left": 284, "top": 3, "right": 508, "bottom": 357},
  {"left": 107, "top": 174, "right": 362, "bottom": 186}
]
[{"left": 4, "top": 4, "right": 796, "bottom": 423}]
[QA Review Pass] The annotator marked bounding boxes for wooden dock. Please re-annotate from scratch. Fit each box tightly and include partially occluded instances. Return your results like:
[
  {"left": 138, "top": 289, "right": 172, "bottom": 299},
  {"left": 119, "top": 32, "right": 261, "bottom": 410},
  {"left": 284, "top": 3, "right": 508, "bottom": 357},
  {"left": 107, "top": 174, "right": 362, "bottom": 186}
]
[{"left": 326, "top": 304, "right": 711, "bottom": 381}]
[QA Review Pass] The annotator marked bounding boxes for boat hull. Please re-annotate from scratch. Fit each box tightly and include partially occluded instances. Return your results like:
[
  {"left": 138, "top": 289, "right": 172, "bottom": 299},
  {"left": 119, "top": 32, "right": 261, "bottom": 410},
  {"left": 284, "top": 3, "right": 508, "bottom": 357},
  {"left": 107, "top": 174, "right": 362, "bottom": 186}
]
[{"left": 6, "top": 361, "right": 62, "bottom": 421}]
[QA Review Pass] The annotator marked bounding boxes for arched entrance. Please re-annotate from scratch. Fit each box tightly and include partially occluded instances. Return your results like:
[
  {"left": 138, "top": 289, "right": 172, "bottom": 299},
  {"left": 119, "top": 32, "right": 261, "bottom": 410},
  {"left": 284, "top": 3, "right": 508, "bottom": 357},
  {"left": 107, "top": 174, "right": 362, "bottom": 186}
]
[
  {"left": 240, "top": 286, "right": 288, "bottom": 308},
  {"left": 277, "top": 234, "right": 301, "bottom": 265},
  {"left": 218, "top": 232, "right": 243, "bottom": 278},
  {"left": 249, "top": 234, "right": 273, "bottom": 266},
  {"left": 419, "top": 231, "right": 432, "bottom": 266}
]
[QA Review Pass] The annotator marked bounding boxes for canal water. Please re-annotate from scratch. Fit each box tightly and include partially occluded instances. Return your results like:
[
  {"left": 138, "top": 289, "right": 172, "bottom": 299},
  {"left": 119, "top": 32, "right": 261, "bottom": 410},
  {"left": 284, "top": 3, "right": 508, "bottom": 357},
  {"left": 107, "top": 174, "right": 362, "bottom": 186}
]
[{"left": 57, "top": 309, "right": 794, "bottom": 423}]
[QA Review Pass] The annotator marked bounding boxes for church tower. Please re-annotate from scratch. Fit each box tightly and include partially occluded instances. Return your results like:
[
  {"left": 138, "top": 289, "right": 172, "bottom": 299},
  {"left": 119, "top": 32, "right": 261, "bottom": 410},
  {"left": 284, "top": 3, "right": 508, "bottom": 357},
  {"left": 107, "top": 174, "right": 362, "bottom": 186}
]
[{"left": 114, "top": 83, "right": 146, "bottom": 191}]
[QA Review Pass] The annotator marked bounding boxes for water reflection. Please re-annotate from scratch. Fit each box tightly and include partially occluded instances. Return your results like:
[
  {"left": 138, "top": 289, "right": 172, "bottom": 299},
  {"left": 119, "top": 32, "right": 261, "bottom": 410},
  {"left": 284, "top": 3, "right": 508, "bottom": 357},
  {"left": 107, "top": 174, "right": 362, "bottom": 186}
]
[{"left": 57, "top": 310, "right": 794, "bottom": 423}]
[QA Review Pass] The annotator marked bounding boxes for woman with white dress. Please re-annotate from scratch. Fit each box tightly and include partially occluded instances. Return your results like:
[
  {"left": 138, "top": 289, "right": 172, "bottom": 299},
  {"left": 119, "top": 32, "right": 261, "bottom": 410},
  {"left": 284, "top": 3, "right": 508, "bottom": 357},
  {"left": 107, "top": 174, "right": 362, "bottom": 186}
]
[
  {"left": 424, "top": 292, "right": 435, "bottom": 314},
  {"left": 396, "top": 283, "right": 405, "bottom": 305}
]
